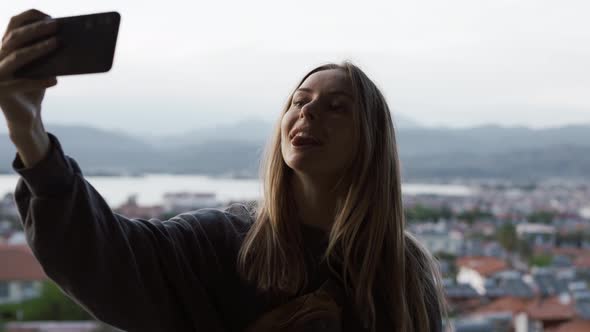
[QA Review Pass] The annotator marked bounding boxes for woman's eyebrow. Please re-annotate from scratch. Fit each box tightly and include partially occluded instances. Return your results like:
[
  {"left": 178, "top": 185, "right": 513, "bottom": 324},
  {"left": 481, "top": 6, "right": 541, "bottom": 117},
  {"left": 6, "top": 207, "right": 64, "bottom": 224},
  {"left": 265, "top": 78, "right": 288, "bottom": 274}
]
[{"left": 295, "top": 87, "right": 354, "bottom": 100}]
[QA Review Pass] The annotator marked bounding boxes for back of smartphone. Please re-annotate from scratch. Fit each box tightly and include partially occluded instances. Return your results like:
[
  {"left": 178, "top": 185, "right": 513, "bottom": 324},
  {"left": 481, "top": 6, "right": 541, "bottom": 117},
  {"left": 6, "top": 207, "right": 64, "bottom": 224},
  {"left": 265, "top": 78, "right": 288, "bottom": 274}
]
[{"left": 14, "top": 12, "right": 120, "bottom": 79}]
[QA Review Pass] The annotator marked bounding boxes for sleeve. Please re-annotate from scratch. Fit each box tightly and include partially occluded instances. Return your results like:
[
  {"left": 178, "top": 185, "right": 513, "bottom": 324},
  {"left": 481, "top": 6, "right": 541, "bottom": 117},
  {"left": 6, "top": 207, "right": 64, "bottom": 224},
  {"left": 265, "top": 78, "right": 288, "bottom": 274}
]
[{"left": 11, "top": 132, "right": 246, "bottom": 332}]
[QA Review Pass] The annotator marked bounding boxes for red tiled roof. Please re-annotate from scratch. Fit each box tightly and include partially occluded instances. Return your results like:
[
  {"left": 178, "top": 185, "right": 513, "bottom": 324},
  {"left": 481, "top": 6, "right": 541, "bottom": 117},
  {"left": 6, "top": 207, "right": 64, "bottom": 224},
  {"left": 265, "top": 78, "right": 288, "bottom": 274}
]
[
  {"left": 574, "top": 256, "right": 590, "bottom": 269},
  {"left": 526, "top": 296, "right": 576, "bottom": 322},
  {"left": 0, "top": 244, "right": 47, "bottom": 281},
  {"left": 551, "top": 319, "right": 590, "bottom": 332},
  {"left": 474, "top": 297, "right": 529, "bottom": 315},
  {"left": 547, "top": 247, "right": 590, "bottom": 258},
  {"left": 456, "top": 256, "right": 508, "bottom": 277}
]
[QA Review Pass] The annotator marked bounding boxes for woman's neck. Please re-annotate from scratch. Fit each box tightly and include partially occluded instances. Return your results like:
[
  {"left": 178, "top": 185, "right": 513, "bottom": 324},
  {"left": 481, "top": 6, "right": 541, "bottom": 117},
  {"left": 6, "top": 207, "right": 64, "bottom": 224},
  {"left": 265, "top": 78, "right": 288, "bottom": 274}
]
[{"left": 291, "top": 172, "right": 342, "bottom": 232}]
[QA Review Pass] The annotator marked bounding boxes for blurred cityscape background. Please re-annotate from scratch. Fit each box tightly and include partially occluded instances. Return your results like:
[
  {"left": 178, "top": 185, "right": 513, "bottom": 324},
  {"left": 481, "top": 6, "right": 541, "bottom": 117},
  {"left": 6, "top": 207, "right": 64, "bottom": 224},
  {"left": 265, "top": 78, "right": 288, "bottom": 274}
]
[
  {"left": 1, "top": 122, "right": 589, "bottom": 332},
  {"left": 1, "top": 0, "right": 589, "bottom": 331}
]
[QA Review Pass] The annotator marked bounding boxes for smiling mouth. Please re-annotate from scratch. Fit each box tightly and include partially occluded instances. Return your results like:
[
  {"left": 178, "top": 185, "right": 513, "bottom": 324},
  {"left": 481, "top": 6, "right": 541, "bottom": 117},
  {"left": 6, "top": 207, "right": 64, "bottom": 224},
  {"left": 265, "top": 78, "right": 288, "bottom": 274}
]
[{"left": 291, "top": 135, "right": 322, "bottom": 147}]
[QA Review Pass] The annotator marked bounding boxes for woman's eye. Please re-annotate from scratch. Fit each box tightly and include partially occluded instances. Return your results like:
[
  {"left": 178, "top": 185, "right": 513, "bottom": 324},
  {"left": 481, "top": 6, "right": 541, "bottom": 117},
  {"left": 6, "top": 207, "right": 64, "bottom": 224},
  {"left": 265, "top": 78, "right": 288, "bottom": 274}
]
[
  {"left": 330, "top": 103, "right": 344, "bottom": 111},
  {"left": 293, "top": 100, "right": 305, "bottom": 107}
]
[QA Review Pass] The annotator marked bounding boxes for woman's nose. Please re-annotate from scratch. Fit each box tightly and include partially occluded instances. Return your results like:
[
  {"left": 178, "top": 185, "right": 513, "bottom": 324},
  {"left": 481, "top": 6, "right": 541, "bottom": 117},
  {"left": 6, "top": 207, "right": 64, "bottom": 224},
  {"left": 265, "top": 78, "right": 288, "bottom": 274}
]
[{"left": 300, "top": 100, "right": 319, "bottom": 119}]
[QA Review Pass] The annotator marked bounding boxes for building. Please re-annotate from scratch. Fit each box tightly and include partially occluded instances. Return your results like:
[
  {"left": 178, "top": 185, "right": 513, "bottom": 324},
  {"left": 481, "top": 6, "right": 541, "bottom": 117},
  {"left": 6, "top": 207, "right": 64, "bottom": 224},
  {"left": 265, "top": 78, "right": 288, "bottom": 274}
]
[
  {"left": 531, "top": 268, "right": 571, "bottom": 297},
  {"left": 472, "top": 297, "right": 534, "bottom": 332},
  {"left": 0, "top": 244, "right": 47, "bottom": 305},
  {"left": 411, "top": 222, "right": 464, "bottom": 255},
  {"left": 113, "top": 194, "right": 165, "bottom": 220},
  {"left": 484, "top": 271, "right": 534, "bottom": 299},
  {"left": 0, "top": 192, "right": 18, "bottom": 219},
  {"left": 162, "top": 192, "right": 220, "bottom": 213},
  {"left": 552, "top": 319, "right": 590, "bottom": 332},
  {"left": 456, "top": 256, "right": 508, "bottom": 295},
  {"left": 526, "top": 295, "right": 577, "bottom": 330},
  {"left": 452, "top": 313, "right": 514, "bottom": 332},
  {"left": 444, "top": 280, "right": 481, "bottom": 315},
  {"left": 516, "top": 223, "right": 556, "bottom": 247}
]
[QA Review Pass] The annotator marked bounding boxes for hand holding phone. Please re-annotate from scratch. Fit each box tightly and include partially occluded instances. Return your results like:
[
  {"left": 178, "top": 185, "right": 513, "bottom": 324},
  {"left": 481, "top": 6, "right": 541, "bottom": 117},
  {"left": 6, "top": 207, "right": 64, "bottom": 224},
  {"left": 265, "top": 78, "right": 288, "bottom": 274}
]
[
  {"left": 13, "top": 11, "right": 120, "bottom": 79},
  {"left": 0, "top": 9, "right": 60, "bottom": 166},
  {"left": 1, "top": 9, "right": 59, "bottom": 131},
  {"left": 0, "top": 9, "right": 120, "bottom": 163}
]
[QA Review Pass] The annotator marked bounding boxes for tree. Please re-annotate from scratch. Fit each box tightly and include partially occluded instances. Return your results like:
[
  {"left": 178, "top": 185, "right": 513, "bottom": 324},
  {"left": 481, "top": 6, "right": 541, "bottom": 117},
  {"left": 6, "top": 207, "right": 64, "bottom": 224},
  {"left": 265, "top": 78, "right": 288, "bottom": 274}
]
[
  {"left": 458, "top": 208, "right": 493, "bottom": 224},
  {"left": 496, "top": 223, "right": 518, "bottom": 252},
  {"left": 516, "top": 239, "right": 532, "bottom": 261},
  {"left": 405, "top": 204, "right": 452, "bottom": 222},
  {"left": 0, "top": 281, "right": 92, "bottom": 321},
  {"left": 528, "top": 210, "right": 556, "bottom": 224},
  {"left": 529, "top": 254, "right": 552, "bottom": 267}
]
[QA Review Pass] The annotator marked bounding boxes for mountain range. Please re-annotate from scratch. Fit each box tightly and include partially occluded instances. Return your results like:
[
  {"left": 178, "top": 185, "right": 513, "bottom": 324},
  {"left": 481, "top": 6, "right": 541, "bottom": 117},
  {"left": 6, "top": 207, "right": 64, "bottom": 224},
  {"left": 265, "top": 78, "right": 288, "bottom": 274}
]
[{"left": 1, "top": 119, "right": 588, "bottom": 181}]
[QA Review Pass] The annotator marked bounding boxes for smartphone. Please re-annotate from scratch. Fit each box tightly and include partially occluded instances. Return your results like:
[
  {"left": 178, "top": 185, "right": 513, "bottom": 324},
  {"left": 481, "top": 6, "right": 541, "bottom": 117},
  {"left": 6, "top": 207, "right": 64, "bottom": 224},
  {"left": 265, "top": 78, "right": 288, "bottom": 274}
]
[{"left": 13, "top": 11, "right": 121, "bottom": 79}]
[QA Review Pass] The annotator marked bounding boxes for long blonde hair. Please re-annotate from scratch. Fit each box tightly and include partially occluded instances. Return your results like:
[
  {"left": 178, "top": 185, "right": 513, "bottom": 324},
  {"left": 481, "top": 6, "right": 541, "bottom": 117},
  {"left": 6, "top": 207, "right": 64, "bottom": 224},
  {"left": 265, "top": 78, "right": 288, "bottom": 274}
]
[{"left": 237, "top": 62, "right": 447, "bottom": 331}]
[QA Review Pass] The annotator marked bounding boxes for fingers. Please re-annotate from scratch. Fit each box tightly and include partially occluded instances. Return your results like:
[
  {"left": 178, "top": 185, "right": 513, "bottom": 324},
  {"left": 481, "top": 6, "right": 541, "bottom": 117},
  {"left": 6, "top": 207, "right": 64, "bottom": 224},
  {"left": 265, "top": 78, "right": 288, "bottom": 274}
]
[
  {"left": 0, "top": 36, "right": 58, "bottom": 77},
  {"left": 0, "top": 10, "right": 57, "bottom": 80},
  {"left": 1, "top": 19, "right": 58, "bottom": 55},
  {"left": 0, "top": 77, "right": 57, "bottom": 97},
  {"left": 3, "top": 9, "right": 50, "bottom": 39}
]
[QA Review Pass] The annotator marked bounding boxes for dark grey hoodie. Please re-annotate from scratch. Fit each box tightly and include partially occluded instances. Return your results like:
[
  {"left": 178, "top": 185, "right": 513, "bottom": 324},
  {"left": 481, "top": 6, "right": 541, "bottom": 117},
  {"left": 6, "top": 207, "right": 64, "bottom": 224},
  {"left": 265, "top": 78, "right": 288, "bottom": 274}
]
[{"left": 11, "top": 132, "right": 441, "bottom": 332}]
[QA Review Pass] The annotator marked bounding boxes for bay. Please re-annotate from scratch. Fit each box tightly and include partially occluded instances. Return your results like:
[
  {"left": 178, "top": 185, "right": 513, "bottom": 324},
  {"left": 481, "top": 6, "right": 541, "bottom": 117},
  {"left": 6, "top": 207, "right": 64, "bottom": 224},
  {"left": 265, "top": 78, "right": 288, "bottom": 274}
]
[{"left": 0, "top": 174, "right": 473, "bottom": 207}]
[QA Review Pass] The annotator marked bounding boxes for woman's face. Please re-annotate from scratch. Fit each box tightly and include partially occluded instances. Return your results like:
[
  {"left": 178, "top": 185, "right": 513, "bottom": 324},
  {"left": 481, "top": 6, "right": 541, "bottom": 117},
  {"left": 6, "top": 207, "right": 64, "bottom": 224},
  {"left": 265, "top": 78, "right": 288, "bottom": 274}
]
[{"left": 281, "top": 69, "right": 358, "bottom": 178}]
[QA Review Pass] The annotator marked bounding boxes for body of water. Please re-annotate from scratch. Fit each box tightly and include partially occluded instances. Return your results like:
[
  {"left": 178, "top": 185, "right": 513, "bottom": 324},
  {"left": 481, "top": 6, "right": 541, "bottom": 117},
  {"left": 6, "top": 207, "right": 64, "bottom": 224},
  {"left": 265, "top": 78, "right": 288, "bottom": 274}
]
[{"left": 0, "top": 174, "right": 474, "bottom": 207}]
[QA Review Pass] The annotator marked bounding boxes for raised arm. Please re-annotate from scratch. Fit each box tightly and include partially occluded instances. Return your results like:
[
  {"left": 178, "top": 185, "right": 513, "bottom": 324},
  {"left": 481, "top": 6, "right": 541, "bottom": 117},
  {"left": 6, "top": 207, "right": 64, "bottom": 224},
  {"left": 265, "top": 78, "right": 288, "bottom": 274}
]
[
  {"left": 1, "top": 9, "right": 250, "bottom": 332},
  {"left": 12, "top": 132, "right": 233, "bottom": 331}
]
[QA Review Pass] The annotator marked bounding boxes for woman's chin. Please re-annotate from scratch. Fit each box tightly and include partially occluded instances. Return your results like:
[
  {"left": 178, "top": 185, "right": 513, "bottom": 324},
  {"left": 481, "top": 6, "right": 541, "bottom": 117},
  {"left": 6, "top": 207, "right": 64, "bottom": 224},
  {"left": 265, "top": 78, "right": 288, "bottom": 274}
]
[
  {"left": 286, "top": 157, "right": 321, "bottom": 174},
  {"left": 283, "top": 145, "right": 328, "bottom": 173},
  {"left": 290, "top": 142, "right": 323, "bottom": 151}
]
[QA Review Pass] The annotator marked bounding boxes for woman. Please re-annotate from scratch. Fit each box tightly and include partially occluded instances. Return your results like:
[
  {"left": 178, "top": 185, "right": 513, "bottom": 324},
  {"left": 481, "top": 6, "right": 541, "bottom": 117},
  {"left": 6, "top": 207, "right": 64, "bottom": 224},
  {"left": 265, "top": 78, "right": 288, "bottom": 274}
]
[{"left": 1, "top": 9, "right": 446, "bottom": 332}]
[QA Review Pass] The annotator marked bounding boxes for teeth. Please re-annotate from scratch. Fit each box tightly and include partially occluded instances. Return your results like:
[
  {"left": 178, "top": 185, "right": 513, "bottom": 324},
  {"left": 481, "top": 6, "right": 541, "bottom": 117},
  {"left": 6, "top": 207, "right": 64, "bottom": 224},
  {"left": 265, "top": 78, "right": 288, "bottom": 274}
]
[
  {"left": 295, "top": 132, "right": 313, "bottom": 138},
  {"left": 292, "top": 131, "right": 320, "bottom": 145}
]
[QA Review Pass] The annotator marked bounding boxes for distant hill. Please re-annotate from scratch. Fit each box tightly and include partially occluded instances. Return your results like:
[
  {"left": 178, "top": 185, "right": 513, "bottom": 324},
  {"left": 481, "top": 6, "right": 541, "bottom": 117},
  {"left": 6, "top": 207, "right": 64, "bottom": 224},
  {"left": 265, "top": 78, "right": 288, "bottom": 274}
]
[
  {"left": 134, "top": 114, "right": 423, "bottom": 149},
  {"left": 1, "top": 122, "right": 589, "bottom": 180},
  {"left": 0, "top": 124, "right": 162, "bottom": 175},
  {"left": 394, "top": 114, "right": 423, "bottom": 129},
  {"left": 396, "top": 124, "right": 590, "bottom": 156},
  {"left": 399, "top": 144, "right": 590, "bottom": 181},
  {"left": 138, "top": 117, "right": 274, "bottom": 150}
]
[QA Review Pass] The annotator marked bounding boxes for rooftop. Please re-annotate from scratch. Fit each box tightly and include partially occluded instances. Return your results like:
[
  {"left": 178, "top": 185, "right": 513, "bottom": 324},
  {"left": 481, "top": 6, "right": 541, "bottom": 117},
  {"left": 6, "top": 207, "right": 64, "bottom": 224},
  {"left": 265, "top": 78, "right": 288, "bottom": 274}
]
[
  {"left": 526, "top": 296, "right": 576, "bottom": 322},
  {"left": 0, "top": 244, "right": 47, "bottom": 281},
  {"left": 551, "top": 319, "right": 590, "bottom": 332},
  {"left": 473, "top": 296, "right": 529, "bottom": 315},
  {"left": 456, "top": 256, "right": 508, "bottom": 277}
]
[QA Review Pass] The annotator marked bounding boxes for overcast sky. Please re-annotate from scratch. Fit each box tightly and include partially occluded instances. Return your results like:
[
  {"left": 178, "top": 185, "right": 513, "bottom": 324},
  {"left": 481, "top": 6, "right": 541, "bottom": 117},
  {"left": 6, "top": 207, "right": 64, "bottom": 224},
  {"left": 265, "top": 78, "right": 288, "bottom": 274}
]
[{"left": 1, "top": 0, "right": 589, "bottom": 137}]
